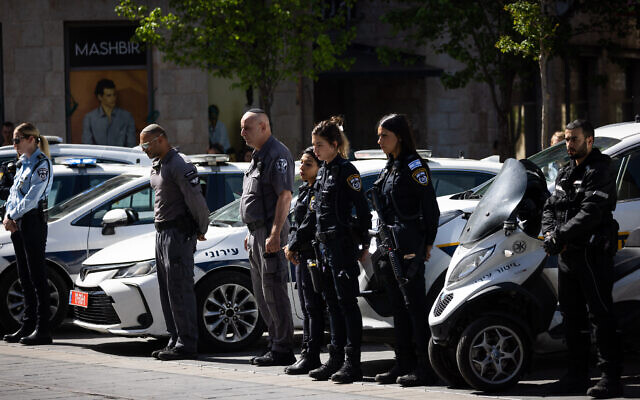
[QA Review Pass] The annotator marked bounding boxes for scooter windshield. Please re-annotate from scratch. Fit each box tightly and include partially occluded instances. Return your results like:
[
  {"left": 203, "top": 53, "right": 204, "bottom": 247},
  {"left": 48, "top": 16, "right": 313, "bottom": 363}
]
[{"left": 459, "top": 158, "right": 527, "bottom": 245}]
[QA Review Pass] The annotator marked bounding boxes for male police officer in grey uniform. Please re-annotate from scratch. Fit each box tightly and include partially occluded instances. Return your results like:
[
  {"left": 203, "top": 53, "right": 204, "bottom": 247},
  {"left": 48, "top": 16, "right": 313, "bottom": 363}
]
[
  {"left": 240, "top": 109, "right": 296, "bottom": 366},
  {"left": 140, "top": 124, "right": 210, "bottom": 361}
]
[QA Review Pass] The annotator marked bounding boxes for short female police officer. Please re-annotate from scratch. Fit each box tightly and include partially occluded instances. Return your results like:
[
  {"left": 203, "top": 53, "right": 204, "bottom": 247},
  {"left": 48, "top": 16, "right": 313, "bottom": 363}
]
[
  {"left": 372, "top": 114, "right": 439, "bottom": 386},
  {"left": 2, "top": 122, "right": 53, "bottom": 345},
  {"left": 308, "top": 117, "right": 371, "bottom": 384},
  {"left": 284, "top": 147, "right": 325, "bottom": 375}
]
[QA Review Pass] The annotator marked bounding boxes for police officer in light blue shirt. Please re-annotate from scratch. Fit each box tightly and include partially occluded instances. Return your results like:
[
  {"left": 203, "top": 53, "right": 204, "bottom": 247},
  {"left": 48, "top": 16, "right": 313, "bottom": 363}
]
[{"left": 2, "top": 123, "right": 54, "bottom": 346}]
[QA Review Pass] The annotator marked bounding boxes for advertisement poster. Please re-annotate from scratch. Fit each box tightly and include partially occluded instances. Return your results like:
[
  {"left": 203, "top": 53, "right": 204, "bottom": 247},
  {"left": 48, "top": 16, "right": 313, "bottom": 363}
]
[{"left": 65, "top": 24, "right": 149, "bottom": 145}]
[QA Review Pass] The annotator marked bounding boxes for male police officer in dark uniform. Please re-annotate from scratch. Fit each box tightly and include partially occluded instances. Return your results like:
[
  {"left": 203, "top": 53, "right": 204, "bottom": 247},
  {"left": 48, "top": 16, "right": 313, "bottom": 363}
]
[
  {"left": 542, "top": 119, "right": 622, "bottom": 398},
  {"left": 140, "top": 124, "right": 210, "bottom": 361},
  {"left": 240, "top": 109, "right": 296, "bottom": 366}
]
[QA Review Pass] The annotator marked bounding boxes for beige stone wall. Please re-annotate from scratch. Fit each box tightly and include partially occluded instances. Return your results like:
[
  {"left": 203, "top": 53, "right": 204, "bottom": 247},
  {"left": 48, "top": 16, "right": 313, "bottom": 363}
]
[{"left": 0, "top": 0, "right": 208, "bottom": 154}]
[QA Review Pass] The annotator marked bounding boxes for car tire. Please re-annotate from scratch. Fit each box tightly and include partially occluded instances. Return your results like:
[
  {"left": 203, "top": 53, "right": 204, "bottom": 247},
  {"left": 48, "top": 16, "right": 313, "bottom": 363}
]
[
  {"left": 196, "top": 269, "right": 265, "bottom": 351},
  {"left": 455, "top": 315, "right": 530, "bottom": 392},
  {"left": 0, "top": 265, "right": 68, "bottom": 332},
  {"left": 428, "top": 337, "right": 467, "bottom": 388}
]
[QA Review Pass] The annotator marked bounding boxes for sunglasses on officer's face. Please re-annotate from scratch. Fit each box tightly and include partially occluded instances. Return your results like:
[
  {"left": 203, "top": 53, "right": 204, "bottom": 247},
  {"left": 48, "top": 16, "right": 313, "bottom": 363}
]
[
  {"left": 12, "top": 136, "right": 29, "bottom": 144},
  {"left": 140, "top": 135, "right": 161, "bottom": 150}
]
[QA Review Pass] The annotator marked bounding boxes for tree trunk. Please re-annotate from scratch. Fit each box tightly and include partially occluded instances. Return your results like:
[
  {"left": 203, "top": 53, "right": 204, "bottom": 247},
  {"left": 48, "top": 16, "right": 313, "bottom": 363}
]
[{"left": 539, "top": 54, "right": 550, "bottom": 149}]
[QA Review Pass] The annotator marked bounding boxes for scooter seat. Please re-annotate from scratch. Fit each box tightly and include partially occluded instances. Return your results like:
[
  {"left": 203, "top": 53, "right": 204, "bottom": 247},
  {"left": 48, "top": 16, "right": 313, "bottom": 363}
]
[{"left": 614, "top": 247, "right": 640, "bottom": 282}]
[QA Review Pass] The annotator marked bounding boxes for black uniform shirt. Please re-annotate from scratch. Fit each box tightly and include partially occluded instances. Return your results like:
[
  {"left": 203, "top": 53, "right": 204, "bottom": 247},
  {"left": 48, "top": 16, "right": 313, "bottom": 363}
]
[
  {"left": 240, "top": 135, "right": 294, "bottom": 224},
  {"left": 377, "top": 152, "right": 440, "bottom": 250},
  {"left": 288, "top": 183, "right": 317, "bottom": 254},
  {"left": 315, "top": 155, "right": 371, "bottom": 244},
  {"left": 542, "top": 148, "right": 617, "bottom": 246},
  {"left": 150, "top": 148, "right": 210, "bottom": 235}
]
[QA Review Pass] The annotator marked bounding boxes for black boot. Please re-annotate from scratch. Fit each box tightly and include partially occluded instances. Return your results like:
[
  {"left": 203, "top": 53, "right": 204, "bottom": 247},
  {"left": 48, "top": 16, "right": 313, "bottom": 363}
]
[
  {"left": 19, "top": 329, "right": 52, "bottom": 346},
  {"left": 3, "top": 324, "right": 35, "bottom": 343},
  {"left": 587, "top": 375, "right": 623, "bottom": 399},
  {"left": 375, "top": 352, "right": 408, "bottom": 384},
  {"left": 331, "top": 347, "right": 362, "bottom": 384},
  {"left": 285, "top": 348, "right": 321, "bottom": 375},
  {"left": 397, "top": 355, "right": 436, "bottom": 387},
  {"left": 309, "top": 344, "right": 344, "bottom": 381}
]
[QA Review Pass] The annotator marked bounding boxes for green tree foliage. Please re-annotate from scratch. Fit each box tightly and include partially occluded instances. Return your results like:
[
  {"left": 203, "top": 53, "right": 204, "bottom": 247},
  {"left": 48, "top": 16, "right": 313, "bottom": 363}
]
[
  {"left": 116, "top": 0, "right": 355, "bottom": 115},
  {"left": 497, "top": 0, "right": 640, "bottom": 147},
  {"left": 383, "top": 0, "right": 536, "bottom": 158}
]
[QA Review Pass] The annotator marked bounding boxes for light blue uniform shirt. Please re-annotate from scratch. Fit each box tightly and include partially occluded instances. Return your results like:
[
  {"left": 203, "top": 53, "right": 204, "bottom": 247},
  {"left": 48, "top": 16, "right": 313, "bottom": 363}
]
[{"left": 5, "top": 148, "right": 53, "bottom": 220}]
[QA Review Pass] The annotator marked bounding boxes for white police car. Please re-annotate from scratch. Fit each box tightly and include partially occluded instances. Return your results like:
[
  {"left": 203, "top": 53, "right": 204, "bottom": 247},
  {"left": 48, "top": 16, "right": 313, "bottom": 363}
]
[
  {"left": 72, "top": 156, "right": 502, "bottom": 350},
  {"left": 0, "top": 155, "right": 248, "bottom": 331},
  {"left": 0, "top": 137, "right": 151, "bottom": 166}
]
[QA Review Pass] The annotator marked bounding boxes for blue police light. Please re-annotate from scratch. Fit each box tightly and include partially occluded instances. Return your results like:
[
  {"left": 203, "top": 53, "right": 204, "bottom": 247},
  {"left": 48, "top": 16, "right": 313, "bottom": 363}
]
[{"left": 62, "top": 158, "right": 97, "bottom": 167}]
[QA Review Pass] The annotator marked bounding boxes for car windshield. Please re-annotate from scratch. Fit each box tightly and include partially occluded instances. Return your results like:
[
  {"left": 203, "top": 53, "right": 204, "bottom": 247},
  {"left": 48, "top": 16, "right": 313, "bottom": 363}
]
[
  {"left": 48, "top": 174, "right": 141, "bottom": 222},
  {"left": 465, "top": 136, "right": 621, "bottom": 198},
  {"left": 209, "top": 176, "right": 304, "bottom": 226}
]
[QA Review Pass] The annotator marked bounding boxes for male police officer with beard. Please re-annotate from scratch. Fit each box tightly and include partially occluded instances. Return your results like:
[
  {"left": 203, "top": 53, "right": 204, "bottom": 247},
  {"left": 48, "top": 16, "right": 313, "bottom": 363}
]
[
  {"left": 542, "top": 119, "right": 622, "bottom": 398},
  {"left": 140, "top": 124, "right": 209, "bottom": 361}
]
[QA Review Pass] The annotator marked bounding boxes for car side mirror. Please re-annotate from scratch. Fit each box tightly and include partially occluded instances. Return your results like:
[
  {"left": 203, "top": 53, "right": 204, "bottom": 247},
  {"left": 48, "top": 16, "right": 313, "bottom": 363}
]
[{"left": 101, "top": 208, "right": 139, "bottom": 235}]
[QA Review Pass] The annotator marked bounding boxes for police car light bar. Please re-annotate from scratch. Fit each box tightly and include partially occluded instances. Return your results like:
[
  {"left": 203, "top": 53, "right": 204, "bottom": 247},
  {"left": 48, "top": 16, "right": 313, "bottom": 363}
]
[
  {"left": 59, "top": 157, "right": 97, "bottom": 167},
  {"left": 354, "top": 149, "right": 432, "bottom": 160},
  {"left": 188, "top": 154, "right": 230, "bottom": 165}
]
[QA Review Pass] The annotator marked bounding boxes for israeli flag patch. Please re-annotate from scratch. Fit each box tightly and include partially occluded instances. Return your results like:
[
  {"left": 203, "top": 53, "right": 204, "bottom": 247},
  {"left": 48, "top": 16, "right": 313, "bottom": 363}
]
[{"left": 408, "top": 159, "right": 422, "bottom": 171}]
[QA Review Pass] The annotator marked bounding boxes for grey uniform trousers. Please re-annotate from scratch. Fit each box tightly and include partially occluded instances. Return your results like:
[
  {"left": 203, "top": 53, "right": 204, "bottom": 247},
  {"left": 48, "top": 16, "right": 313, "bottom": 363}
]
[
  {"left": 156, "top": 227, "right": 199, "bottom": 353},
  {"left": 247, "top": 221, "right": 294, "bottom": 352}
]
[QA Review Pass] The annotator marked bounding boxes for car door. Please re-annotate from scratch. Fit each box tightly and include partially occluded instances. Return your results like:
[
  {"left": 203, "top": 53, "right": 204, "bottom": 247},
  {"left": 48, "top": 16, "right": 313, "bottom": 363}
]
[{"left": 612, "top": 147, "right": 640, "bottom": 245}]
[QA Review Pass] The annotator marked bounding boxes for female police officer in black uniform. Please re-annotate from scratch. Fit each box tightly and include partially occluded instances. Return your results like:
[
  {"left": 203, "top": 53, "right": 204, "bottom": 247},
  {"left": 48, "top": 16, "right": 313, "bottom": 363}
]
[
  {"left": 284, "top": 147, "right": 325, "bottom": 375},
  {"left": 308, "top": 117, "right": 371, "bottom": 384},
  {"left": 372, "top": 114, "right": 440, "bottom": 386},
  {"left": 2, "top": 122, "right": 53, "bottom": 345}
]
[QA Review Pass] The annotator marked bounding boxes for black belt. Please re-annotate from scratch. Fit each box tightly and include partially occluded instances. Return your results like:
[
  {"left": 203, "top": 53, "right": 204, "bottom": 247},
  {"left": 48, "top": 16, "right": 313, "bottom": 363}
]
[
  {"left": 247, "top": 219, "right": 272, "bottom": 233},
  {"left": 316, "top": 230, "right": 338, "bottom": 243},
  {"left": 155, "top": 216, "right": 193, "bottom": 232}
]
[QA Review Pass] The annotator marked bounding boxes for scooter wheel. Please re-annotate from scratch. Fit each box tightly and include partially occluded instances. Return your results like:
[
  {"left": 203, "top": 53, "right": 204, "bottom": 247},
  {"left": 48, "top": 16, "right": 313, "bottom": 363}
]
[
  {"left": 428, "top": 337, "right": 467, "bottom": 388},
  {"left": 456, "top": 316, "right": 530, "bottom": 392}
]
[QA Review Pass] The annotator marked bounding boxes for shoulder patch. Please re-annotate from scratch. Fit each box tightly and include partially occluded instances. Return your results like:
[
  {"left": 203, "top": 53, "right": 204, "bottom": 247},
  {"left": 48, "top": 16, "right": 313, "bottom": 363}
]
[
  {"left": 37, "top": 168, "right": 49, "bottom": 181},
  {"left": 347, "top": 174, "right": 362, "bottom": 191},
  {"left": 275, "top": 158, "right": 288, "bottom": 174},
  {"left": 412, "top": 167, "right": 429, "bottom": 186},
  {"left": 309, "top": 195, "right": 316, "bottom": 211},
  {"left": 408, "top": 159, "right": 422, "bottom": 171}
]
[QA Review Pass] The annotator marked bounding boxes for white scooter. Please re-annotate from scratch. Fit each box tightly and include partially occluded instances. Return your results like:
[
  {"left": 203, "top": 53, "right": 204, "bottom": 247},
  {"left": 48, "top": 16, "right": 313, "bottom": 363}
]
[{"left": 428, "top": 158, "right": 640, "bottom": 392}]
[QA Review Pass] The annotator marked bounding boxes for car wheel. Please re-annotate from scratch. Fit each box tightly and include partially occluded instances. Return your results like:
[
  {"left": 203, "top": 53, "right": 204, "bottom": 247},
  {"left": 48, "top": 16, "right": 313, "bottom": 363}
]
[
  {"left": 0, "top": 266, "right": 68, "bottom": 331},
  {"left": 196, "top": 270, "right": 265, "bottom": 351},
  {"left": 428, "top": 337, "right": 467, "bottom": 388},
  {"left": 455, "top": 315, "right": 530, "bottom": 392}
]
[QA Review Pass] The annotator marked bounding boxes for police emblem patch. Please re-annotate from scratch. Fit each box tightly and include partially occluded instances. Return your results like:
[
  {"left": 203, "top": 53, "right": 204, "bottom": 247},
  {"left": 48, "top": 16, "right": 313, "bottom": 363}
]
[
  {"left": 412, "top": 168, "right": 429, "bottom": 186},
  {"left": 190, "top": 177, "right": 200, "bottom": 186},
  {"left": 309, "top": 195, "right": 316, "bottom": 211},
  {"left": 347, "top": 174, "right": 362, "bottom": 191},
  {"left": 37, "top": 168, "right": 48, "bottom": 181},
  {"left": 275, "top": 158, "right": 288, "bottom": 174},
  {"left": 408, "top": 159, "right": 422, "bottom": 171}
]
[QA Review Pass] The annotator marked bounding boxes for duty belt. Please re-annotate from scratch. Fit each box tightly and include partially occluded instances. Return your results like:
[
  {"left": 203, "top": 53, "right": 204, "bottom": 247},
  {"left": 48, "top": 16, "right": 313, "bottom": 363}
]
[
  {"left": 247, "top": 219, "right": 272, "bottom": 233},
  {"left": 155, "top": 216, "right": 192, "bottom": 232},
  {"left": 316, "top": 230, "right": 338, "bottom": 243}
]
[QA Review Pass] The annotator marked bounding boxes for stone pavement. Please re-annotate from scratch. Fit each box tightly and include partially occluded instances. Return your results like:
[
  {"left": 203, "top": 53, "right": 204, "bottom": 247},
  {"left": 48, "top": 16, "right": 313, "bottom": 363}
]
[{"left": 0, "top": 326, "right": 637, "bottom": 400}]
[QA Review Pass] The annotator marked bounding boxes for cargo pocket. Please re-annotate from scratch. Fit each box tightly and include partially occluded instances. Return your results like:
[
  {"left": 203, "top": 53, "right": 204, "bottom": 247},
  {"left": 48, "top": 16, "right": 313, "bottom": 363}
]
[{"left": 264, "top": 252, "right": 282, "bottom": 274}]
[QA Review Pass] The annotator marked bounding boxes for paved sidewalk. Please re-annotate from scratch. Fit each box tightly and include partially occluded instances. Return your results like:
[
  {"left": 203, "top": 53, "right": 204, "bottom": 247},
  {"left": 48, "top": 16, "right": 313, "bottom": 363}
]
[{"left": 0, "top": 326, "right": 637, "bottom": 400}]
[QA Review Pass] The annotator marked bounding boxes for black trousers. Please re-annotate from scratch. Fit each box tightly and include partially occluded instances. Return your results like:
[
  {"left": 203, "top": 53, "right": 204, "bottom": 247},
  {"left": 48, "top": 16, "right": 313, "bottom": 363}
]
[
  {"left": 156, "top": 227, "right": 198, "bottom": 353},
  {"left": 11, "top": 209, "right": 49, "bottom": 331},
  {"left": 295, "top": 256, "right": 325, "bottom": 354},
  {"left": 320, "top": 237, "right": 362, "bottom": 351},
  {"left": 380, "top": 256, "right": 428, "bottom": 367},
  {"left": 558, "top": 246, "right": 621, "bottom": 378}
]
